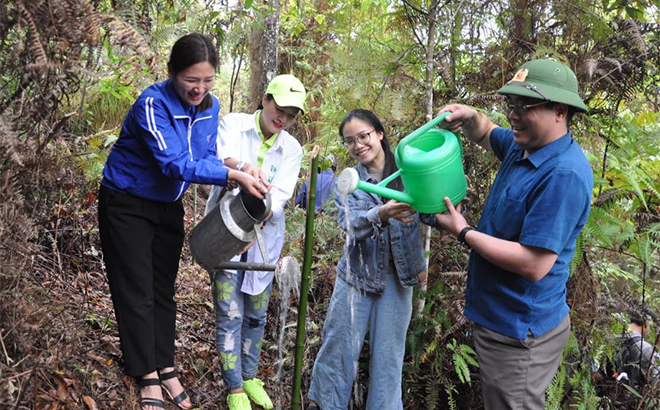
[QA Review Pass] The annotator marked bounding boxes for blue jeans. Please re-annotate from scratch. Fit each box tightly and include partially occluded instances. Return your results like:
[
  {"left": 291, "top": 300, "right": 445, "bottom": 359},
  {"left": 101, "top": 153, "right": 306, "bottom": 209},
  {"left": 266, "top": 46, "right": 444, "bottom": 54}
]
[
  {"left": 212, "top": 269, "right": 272, "bottom": 391},
  {"left": 308, "top": 273, "right": 413, "bottom": 410}
]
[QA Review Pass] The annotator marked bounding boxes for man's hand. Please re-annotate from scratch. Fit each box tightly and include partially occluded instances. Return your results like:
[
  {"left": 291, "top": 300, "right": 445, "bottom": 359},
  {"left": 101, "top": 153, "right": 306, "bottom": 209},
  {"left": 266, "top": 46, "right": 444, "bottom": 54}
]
[
  {"left": 380, "top": 200, "right": 416, "bottom": 224},
  {"left": 433, "top": 197, "right": 469, "bottom": 236},
  {"left": 438, "top": 104, "right": 479, "bottom": 134},
  {"left": 438, "top": 104, "right": 495, "bottom": 151}
]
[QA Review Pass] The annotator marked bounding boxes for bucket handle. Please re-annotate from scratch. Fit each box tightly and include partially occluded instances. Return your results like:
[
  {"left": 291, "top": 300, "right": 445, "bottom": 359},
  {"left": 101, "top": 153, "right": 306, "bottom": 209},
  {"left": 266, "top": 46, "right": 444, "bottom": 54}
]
[
  {"left": 396, "top": 111, "right": 452, "bottom": 154},
  {"left": 253, "top": 222, "right": 269, "bottom": 263}
]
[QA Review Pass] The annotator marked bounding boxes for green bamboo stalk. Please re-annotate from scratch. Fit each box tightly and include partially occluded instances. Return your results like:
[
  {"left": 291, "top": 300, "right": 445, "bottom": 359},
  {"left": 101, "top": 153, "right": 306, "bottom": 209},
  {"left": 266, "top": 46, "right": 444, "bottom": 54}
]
[
  {"left": 291, "top": 148, "right": 320, "bottom": 410},
  {"left": 193, "top": 184, "right": 197, "bottom": 264}
]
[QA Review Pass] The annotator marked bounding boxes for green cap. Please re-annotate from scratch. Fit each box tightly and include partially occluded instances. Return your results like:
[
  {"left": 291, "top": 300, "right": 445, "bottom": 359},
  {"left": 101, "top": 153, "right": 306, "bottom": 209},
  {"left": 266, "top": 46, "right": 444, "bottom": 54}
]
[
  {"left": 265, "top": 74, "right": 307, "bottom": 113},
  {"left": 497, "top": 59, "right": 587, "bottom": 113}
]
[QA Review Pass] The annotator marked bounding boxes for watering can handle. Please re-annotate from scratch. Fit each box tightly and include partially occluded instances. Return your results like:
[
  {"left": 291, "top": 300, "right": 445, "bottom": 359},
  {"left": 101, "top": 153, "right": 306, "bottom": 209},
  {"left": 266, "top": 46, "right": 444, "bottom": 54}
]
[{"left": 397, "top": 111, "right": 452, "bottom": 154}]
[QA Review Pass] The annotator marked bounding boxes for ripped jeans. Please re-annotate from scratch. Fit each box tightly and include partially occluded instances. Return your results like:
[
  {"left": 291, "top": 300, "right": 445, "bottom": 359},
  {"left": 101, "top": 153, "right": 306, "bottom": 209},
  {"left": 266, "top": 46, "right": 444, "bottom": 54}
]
[{"left": 212, "top": 269, "right": 272, "bottom": 391}]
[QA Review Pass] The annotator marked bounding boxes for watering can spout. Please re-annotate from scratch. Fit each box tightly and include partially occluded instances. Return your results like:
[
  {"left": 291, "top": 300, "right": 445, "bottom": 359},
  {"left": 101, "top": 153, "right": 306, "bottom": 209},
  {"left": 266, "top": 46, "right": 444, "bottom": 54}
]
[{"left": 336, "top": 168, "right": 414, "bottom": 204}]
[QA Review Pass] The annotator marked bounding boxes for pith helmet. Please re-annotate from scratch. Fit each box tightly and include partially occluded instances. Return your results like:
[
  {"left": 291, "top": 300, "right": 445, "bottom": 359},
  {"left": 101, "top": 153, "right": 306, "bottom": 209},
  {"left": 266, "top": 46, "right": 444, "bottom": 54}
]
[{"left": 497, "top": 59, "right": 588, "bottom": 113}]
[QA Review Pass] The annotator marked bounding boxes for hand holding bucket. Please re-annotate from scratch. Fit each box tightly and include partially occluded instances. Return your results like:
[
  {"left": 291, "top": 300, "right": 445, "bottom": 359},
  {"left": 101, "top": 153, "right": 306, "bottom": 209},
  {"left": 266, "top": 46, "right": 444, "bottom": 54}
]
[{"left": 336, "top": 112, "right": 467, "bottom": 213}]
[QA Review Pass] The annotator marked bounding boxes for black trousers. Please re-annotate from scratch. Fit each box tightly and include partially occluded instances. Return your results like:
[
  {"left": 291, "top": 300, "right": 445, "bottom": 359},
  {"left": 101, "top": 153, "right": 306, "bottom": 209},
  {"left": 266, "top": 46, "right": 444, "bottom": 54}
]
[{"left": 98, "top": 185, "right": 185, "bottom": 377}]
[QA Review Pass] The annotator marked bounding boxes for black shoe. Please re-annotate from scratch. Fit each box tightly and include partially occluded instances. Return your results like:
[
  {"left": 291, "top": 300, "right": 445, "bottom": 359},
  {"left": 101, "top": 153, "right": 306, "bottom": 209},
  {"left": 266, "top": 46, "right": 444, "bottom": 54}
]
[{"left": 158, "top": 370, "right": 192, "bottom": 409}]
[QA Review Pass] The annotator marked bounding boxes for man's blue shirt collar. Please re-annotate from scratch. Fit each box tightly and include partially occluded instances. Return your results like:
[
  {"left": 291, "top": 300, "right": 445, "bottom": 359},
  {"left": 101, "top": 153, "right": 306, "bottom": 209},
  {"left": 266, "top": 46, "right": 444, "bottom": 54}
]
[{"left": 515, "top": 131, "right": 573, "bottom": 168}]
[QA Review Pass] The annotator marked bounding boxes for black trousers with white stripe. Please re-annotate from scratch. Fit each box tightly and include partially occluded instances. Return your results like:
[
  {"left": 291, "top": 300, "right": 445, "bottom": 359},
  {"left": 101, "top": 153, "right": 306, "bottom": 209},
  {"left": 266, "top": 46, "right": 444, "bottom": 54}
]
[{"left": 98, "top": 185, "right": 184, "bottom": 377}]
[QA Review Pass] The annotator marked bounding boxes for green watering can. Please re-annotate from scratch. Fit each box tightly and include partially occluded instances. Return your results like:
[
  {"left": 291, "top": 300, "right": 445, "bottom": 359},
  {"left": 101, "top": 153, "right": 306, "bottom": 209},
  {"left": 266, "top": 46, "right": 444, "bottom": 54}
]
[{"left": 336, "top": 112, "right": 467, "bottom": 213}]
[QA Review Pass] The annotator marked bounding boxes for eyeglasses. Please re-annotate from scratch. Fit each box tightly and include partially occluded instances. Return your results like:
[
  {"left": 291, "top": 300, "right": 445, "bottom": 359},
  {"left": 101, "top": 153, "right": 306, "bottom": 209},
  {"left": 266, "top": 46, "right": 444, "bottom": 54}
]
[
  {"left": 506, "top": 100, "right": 551, "bottom": 116},
  {"left": 343, "top": 129, "right": 374, "bottom": 148}
]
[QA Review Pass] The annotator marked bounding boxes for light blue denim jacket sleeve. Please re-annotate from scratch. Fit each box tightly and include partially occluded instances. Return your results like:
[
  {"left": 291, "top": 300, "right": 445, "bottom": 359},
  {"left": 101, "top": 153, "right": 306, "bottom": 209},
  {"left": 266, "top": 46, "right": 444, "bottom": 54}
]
[{"left": 334, "top": 164, "right": 428, "bottom": 294}]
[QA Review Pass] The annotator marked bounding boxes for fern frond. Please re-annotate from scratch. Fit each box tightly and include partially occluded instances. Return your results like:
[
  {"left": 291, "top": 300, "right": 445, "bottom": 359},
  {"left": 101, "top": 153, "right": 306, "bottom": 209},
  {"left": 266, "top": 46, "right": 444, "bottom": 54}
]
[
  {"left": 438, "top": 271, "right": 467, "bottom": 278},
  {"left": 452, "top": 353, "right": 470, "bottom": 385},
  {"left": 618, "top": 19, "right": 647, "bottom": 56},
  {"left": 584, "top": 58, "right": 598, "bottom": 78},
  {"left": 16, "top": 2, "right": 48, "bottom": 66},
  {"left": 594, "top": 188, "right": 636, "bottom": 208},
  {"left": 425, "top": 378, "right": 440, "bottom": 409},
  {"left": 444, "top": 383, "right": 456, "bottom": 410},
  {"left": 625, "top": 171, "right": 649, "bottom": 210}
]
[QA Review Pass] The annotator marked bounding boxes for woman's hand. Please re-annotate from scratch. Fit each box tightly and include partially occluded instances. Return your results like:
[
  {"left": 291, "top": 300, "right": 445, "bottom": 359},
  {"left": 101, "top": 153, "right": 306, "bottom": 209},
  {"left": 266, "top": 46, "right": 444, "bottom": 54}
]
[
  {"left": 236, "top": 239, "right": 256, "bottom": 255},
  {"left": 379, "top": 200, "right": 416, "bottom": 224},
  {"left": 240, "top": 162, "right": 272, "bottom": 191},
  {"left": 228, "top": 170, "right": 269, "bottom": 199}
]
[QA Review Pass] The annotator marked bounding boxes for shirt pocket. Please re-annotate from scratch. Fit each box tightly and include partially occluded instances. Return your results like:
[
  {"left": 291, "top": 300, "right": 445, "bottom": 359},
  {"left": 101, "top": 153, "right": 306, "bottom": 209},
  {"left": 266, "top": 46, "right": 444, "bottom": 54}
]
[{"left": 490, "top": 190, "right": 526, "bottom": 240}]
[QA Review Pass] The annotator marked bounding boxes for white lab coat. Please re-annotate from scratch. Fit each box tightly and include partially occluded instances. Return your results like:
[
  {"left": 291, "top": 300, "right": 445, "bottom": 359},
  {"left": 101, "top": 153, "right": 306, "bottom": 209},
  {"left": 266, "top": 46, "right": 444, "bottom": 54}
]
[{"left": 205, "top": 112, "right": 303, "bottom": 295}]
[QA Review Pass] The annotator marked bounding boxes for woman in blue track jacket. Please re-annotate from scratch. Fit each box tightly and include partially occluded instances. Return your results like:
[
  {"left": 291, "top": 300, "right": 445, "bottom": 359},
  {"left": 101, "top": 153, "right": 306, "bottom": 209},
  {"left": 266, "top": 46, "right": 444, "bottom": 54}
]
[{"left": 98, "top": 34, "right": 267, "bottom": 410}]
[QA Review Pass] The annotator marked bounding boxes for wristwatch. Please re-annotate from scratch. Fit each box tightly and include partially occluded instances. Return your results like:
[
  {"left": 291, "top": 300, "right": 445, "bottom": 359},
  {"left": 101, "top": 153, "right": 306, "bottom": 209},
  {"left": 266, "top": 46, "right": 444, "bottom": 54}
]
[
  {"left": 236, "top": 161, "right": 245, "bottom": 172},
  {"left": 457, "top": 226, "right": 474, "bottom": 246}
]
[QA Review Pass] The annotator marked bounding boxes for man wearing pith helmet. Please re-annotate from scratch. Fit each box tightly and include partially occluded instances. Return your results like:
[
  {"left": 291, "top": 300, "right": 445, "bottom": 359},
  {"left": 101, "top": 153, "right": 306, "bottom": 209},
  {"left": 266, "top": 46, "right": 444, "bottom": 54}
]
[{"left": 425, "top": 59, "right": 593, "bottom": 409}]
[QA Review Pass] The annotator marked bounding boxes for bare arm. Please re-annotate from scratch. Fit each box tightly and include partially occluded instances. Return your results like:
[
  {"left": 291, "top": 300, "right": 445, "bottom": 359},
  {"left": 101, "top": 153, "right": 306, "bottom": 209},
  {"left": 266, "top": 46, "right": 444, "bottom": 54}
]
[
  {"left": 438, "top": 104, "right": 498, "bottom": 152},
  {"left": 461, "top": 229, "right": 558, "bottom": 282},
  {"left": 435, "top": 198, "right": 558, "bottom": 282}
]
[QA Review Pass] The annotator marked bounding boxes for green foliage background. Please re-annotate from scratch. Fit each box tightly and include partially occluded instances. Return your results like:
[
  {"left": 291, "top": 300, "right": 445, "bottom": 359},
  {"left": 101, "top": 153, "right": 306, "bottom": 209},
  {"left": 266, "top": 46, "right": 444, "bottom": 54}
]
[{"left": 1, "top": 0, "right": 659, "bottom": 408}]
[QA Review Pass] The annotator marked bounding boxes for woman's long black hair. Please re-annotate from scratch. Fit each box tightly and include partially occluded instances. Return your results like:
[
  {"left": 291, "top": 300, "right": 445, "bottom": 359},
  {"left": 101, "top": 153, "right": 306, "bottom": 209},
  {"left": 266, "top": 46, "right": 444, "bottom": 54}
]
[
  {"left": 339, "top": 109, "right": 403, "bottom": 192},
  {"left": 167, "top": 33, "right": 218, "bottom": 112}
]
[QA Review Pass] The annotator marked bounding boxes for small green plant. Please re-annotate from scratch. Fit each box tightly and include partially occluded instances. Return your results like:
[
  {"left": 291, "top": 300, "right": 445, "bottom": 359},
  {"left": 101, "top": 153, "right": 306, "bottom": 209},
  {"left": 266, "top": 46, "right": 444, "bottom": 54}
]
[
  {"left": 446, "top": 338, "right": 478, "bottom": 386},
  {"left": 545, "top": 364, "right": 566, "bottom": 410},
  {"left": 444, "top": 382, "right": 458, "bottom": 410},
  {"left": 85, "top": 314, "right": 115, "bottom": 331}
]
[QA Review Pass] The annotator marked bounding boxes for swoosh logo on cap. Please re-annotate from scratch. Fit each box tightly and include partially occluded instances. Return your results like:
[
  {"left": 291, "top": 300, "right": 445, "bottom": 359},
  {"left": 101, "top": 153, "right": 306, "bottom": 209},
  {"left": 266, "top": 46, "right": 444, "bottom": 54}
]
[{"left": 289, "top": 88, "right": 303, "bottom": 93}]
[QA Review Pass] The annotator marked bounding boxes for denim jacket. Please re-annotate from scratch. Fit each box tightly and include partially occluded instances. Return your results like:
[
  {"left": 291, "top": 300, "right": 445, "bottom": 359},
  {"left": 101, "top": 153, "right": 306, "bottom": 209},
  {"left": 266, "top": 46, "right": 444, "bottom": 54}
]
[{"left": 335, "top": 163, "right": 427, "bottom": 294}]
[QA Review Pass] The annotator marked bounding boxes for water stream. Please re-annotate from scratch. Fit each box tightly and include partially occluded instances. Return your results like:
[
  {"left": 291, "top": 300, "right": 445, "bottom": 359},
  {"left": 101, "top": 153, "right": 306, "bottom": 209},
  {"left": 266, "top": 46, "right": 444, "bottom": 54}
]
[
  {"left": 273, "top": 255, "right": 301, "bottom": 410},
  {"left": 341, "top": 193, "right": 367, "bottom": 409},
  {"left": 272, "top": 192, "right": 366, "bottom": 409}
]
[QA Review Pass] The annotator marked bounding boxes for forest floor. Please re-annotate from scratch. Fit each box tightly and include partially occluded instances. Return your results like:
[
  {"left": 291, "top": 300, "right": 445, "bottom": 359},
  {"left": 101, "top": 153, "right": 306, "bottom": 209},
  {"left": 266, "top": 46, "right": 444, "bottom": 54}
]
[{"left": 0, "top": 193, "right": 329, "bottom": 410}]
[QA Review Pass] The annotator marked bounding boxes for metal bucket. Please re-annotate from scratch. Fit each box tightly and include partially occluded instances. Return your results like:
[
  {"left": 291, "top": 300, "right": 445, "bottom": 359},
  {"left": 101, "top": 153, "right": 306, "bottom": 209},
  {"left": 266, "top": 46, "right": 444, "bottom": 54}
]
[{"left": 189, "top": 189, "right": 272, "bottom": 272}]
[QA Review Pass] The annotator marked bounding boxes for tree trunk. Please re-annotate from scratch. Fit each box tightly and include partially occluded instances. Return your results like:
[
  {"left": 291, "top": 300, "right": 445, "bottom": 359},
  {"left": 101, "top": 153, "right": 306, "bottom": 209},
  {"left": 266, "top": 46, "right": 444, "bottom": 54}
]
[
  {"left": 416, "top": 0, "right": 440, "bottom": 318},
  {"left": 248, "top": 0, "right": 281, "bottom": 110},
  {"left": 424, "top": 0, "right": 439, "bottom": 122}
]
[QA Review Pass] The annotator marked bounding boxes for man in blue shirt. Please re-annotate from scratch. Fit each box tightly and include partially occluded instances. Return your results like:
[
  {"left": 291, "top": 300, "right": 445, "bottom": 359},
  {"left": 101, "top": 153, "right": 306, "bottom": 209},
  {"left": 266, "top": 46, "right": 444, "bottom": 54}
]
[
  {"left": 429, "top": 59, "right": 593, "bottom": 410},
  {"left": 296, "top": 155, "right": 337, "bottom": 212}
]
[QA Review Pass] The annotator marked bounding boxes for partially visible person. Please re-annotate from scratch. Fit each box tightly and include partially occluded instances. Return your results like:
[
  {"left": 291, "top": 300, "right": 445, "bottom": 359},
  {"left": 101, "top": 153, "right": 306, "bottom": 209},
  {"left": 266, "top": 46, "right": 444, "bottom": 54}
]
[
  {"left": 425, "top": 59, "right": 593, "bottom": 410},
  {"left": 205, "top": 74, "right": 306, "bottom": 410},
  {"left": 614, "top": 309, "right": 660, "bottom": 386},
  {"left": 307, "top": 109, "right": 429, "bottom": 410},
  {"left": 98, "top": 33, "right": 267, "bottom": 410},
  {"left": 296, "top": 154, "right": 337, "bottom": 212}
]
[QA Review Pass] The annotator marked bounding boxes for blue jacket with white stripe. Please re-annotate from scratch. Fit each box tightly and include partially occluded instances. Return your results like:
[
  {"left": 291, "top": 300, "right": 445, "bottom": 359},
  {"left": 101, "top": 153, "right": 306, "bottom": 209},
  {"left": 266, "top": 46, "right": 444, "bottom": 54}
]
[{"left": 101, "top": 80, "right": 229, "bottom": 202}]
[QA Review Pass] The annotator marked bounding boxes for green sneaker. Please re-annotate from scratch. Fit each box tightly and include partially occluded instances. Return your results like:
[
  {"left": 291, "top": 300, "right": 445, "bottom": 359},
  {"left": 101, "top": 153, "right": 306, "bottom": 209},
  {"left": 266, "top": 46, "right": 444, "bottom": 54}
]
[
  {"left": 242, "top": 378, "right": 273, "bottom": 409},
  {"left": 227, "top": 392, "right": 252, "bottom": 410}
]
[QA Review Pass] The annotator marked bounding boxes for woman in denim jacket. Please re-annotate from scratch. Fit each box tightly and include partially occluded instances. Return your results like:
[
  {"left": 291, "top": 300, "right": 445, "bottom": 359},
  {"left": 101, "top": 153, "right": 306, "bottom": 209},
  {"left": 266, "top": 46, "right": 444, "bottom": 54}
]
[{"left": 308, "top": 109, "right": 428, "bottom": 410}]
